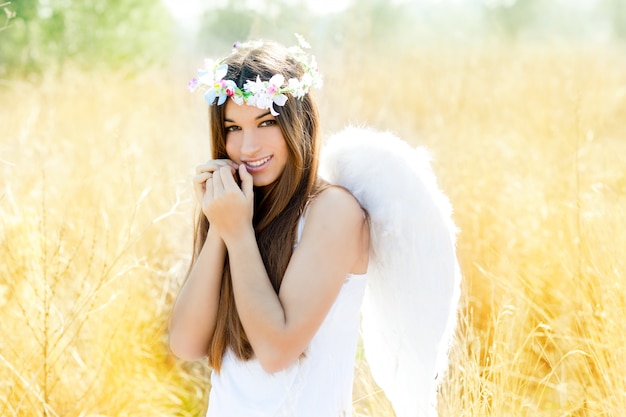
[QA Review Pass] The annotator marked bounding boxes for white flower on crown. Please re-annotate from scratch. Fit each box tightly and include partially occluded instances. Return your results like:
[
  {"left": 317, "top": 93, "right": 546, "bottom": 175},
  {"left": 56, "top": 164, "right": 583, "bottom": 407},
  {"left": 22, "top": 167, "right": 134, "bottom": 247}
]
[
  {"left": 187, "top": 34, "right": 322, "bottom": 116},
  {"left": 244, "top": 75, "right": 289, "bottom": 116}
]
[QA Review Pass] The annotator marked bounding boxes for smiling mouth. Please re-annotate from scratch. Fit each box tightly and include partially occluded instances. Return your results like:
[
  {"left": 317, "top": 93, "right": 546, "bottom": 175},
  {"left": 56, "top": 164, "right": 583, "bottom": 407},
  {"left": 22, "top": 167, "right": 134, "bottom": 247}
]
[{"left": 244, "top": 156, "right": 272, "bottom": 168}]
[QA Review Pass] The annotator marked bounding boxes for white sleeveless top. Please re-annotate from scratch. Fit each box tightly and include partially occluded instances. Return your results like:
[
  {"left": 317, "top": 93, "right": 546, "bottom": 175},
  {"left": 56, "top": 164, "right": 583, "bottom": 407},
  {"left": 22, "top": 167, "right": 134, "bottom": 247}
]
[{"left": 206, "top": 213, "right": 366, "bottom": 417}]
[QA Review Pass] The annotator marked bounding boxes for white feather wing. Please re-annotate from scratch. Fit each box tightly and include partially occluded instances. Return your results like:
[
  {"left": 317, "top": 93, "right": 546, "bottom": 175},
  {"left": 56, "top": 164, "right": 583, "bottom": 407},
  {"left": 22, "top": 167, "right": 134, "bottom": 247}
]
[{"left": 319, "top": 127, "right": 461, "bottom": 417}]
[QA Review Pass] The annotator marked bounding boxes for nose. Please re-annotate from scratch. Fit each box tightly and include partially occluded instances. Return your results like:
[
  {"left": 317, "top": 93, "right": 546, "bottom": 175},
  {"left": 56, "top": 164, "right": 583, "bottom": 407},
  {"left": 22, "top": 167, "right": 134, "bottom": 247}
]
[{"left": 240, "top": 129, "right": 261, "bottom": 157}]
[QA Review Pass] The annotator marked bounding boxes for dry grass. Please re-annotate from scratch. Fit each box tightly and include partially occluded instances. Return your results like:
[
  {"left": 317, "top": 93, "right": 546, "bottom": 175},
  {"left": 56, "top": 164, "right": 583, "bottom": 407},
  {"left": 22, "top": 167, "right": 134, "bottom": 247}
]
[{"left": 1, "top": 41, "right": 625, "bottom": 416}]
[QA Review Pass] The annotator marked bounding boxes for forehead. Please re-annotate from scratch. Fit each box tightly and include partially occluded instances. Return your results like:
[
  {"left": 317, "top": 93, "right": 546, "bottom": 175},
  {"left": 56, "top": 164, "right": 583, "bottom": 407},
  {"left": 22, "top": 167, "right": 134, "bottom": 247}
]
[{"left": 224, "top": 100, "right": 271, "bottom": 121}]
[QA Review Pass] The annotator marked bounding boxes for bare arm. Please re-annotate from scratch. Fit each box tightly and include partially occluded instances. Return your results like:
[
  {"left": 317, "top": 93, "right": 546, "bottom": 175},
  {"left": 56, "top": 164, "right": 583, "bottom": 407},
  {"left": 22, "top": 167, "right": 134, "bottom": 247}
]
[
  {"left": 168, "top": 227, "right": 225, "bottom": 360},
  {"left": 208, "top": 165, "right": 369, "bottom": 372},
  {"left": 168, "top": 159, "right": 237, "bottom": 360}
]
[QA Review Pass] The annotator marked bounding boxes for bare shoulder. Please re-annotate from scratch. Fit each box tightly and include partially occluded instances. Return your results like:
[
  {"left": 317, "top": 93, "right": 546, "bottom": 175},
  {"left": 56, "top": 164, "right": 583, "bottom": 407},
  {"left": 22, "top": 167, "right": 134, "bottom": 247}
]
[
  {"left": 303, "top": 186, "right": 369, "bottom": 273},
  {"left": 307, "top": 186, "right": 365, "bottom": 228}
]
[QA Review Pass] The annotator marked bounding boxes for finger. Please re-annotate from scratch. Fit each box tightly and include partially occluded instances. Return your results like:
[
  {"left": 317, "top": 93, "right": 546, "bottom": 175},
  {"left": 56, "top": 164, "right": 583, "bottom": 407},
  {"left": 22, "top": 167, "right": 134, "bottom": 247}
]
[
  {"left": 194, "top": 180, "right": 204, "bottom": 202},
  {"left": 196, "top": 159, "right": 230, "bottom": 174},
  {"left": 223, "top": 159, "right": 240, "bottom": 171},
  {"left": 239, "top": 164, "right": 254, "bottom": 199},
  {"left": 193, "top": 172, "right": 212, "bottom": 184},
  {"left": 195, "top": 163, "right": 209, "bottom": 175},
  {"left": 203, "top": 175, "right": 214, "bottom": 209},
  {"left": 196, "top": 159, "right": 236, "bottom": 175},
  {"left": 220, "top": 165, "right": 240, "bottom": 191},
  {"left": 212, "top": 168, "right": 225, "bottom": 196},
  {"left": 196, "top": 163, "right": 219, "bottom": 175},
  {"left": 193, "top": 171, "right": 212, "bottom": 193},
  {"left": 193, "top": 171, "right": 209, "bottom": 196}
]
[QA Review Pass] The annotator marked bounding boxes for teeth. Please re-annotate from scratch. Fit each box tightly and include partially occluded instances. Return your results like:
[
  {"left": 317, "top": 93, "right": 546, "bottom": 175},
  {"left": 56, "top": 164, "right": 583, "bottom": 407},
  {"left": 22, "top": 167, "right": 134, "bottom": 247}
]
[{"left": 246, "top": 156, "right": 271, "bottom": 167}]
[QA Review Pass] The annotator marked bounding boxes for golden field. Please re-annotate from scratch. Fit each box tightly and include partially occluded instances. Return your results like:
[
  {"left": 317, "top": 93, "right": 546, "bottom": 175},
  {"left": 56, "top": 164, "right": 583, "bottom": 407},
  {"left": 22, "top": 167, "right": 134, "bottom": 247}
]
[{"left": 1, "top": 42, "right": 625, "bottom": 416}]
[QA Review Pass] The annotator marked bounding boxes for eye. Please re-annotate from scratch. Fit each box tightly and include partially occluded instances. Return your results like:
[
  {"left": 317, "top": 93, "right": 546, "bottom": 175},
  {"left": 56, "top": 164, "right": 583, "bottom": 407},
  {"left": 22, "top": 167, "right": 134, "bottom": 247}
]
[
  {"left": 225, "top": 125, "right": 241, "bottom": 132},
  {"left": 259, "top": 119, "right": 277, "bottom": 127}
]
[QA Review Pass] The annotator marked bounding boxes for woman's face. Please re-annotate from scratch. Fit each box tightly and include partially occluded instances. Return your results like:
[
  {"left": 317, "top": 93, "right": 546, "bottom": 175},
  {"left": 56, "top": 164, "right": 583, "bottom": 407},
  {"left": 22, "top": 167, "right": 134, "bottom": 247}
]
[{"left": 224, "top": 101, "right": 289, "bottom": 187}]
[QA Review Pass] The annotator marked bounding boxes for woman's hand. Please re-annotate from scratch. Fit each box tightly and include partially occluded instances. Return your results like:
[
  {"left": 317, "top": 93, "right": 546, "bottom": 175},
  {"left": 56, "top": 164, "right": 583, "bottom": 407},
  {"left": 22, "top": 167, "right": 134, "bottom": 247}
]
[
  {"left": 202, "top": 164, "right": 255, "bottom": 244},
  {"left": 193, "top": 159, "right": 238, "bottom": 218}
]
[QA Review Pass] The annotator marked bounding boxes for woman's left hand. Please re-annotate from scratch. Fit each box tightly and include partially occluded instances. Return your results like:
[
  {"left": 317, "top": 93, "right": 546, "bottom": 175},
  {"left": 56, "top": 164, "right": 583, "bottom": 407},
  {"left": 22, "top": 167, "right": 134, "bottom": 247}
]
[{"left": 204, "top": 164, "right": 255, "bottom": 242}]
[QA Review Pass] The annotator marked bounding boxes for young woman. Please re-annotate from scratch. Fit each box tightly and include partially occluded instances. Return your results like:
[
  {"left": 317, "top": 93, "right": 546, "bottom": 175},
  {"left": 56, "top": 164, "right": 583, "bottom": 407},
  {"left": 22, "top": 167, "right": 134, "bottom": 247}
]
[{"left": 168, "top": 38, "right": 371, "bottom": 417}]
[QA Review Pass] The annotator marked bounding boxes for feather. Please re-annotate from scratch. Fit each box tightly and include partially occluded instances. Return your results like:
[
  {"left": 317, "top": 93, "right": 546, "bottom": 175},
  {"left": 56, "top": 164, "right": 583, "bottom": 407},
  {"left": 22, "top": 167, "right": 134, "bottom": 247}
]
[{"left": 320, "top": 126, "right": 461, "bottom": 417}]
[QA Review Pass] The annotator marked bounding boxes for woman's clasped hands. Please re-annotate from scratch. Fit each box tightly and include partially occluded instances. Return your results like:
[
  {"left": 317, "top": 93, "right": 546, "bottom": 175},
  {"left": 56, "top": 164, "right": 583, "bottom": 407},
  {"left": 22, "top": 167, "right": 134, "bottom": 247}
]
[{"left": 193, "top": 159, "right": 255, "bottom": 243}]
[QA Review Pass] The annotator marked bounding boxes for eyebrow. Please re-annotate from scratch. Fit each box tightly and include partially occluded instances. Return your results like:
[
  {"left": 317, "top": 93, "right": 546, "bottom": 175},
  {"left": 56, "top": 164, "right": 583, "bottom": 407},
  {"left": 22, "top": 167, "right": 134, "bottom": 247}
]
[{"left": 224, "top": 111, "right": 272, "bottom": 123}]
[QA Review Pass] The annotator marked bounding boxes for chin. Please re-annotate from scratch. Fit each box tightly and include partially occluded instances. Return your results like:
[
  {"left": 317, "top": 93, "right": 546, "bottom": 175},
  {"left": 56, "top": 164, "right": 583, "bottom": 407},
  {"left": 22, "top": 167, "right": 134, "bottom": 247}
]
[
  {"left": 252, "top": 178, "right": 270, "bottom": 187},
  {"left": 253, "top": 176, "right": 279, "bottom": 188}
]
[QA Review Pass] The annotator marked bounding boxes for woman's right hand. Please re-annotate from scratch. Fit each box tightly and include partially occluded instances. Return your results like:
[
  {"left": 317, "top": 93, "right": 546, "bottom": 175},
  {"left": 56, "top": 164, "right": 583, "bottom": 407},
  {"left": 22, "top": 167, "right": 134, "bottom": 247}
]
[{"left": 193, "top": 159, "right": 238, "bottom": 218}]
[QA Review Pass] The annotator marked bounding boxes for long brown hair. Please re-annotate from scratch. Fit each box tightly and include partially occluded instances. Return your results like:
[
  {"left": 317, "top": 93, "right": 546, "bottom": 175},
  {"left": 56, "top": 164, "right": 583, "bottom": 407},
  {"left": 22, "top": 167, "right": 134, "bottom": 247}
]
[{"left": 189, "top": 40, "right": 324, "bottom": 372}]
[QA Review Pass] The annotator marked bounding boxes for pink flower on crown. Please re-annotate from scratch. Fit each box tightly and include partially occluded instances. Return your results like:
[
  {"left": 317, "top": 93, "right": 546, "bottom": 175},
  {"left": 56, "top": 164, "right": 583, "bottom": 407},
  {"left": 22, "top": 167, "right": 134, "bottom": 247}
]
[
  {"left": 243, "top": 75, "right": 287, "bottom": 116},
  {"left": 266, "top": 74, "right": 288, "bottom": 115},
  {"left": 266, "top": 74, "right": 284, "bottom": 95},
  {"left": 187, "top": 77, "right": 199, "bottom": 92}
]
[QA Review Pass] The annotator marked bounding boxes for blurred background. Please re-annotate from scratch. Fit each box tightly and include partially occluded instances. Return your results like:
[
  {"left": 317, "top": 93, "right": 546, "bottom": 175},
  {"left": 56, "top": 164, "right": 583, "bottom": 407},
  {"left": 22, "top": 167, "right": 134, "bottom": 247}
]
[{"left": 1, "top": 1, "right": 625, "bottom": 416}]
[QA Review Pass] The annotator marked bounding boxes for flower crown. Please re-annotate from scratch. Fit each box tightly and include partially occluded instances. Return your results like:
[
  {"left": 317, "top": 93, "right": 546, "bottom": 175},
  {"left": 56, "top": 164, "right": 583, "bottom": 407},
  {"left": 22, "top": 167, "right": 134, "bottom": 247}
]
[{"left": 187, "top": 34, "right": 322, "bottom": 116}]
